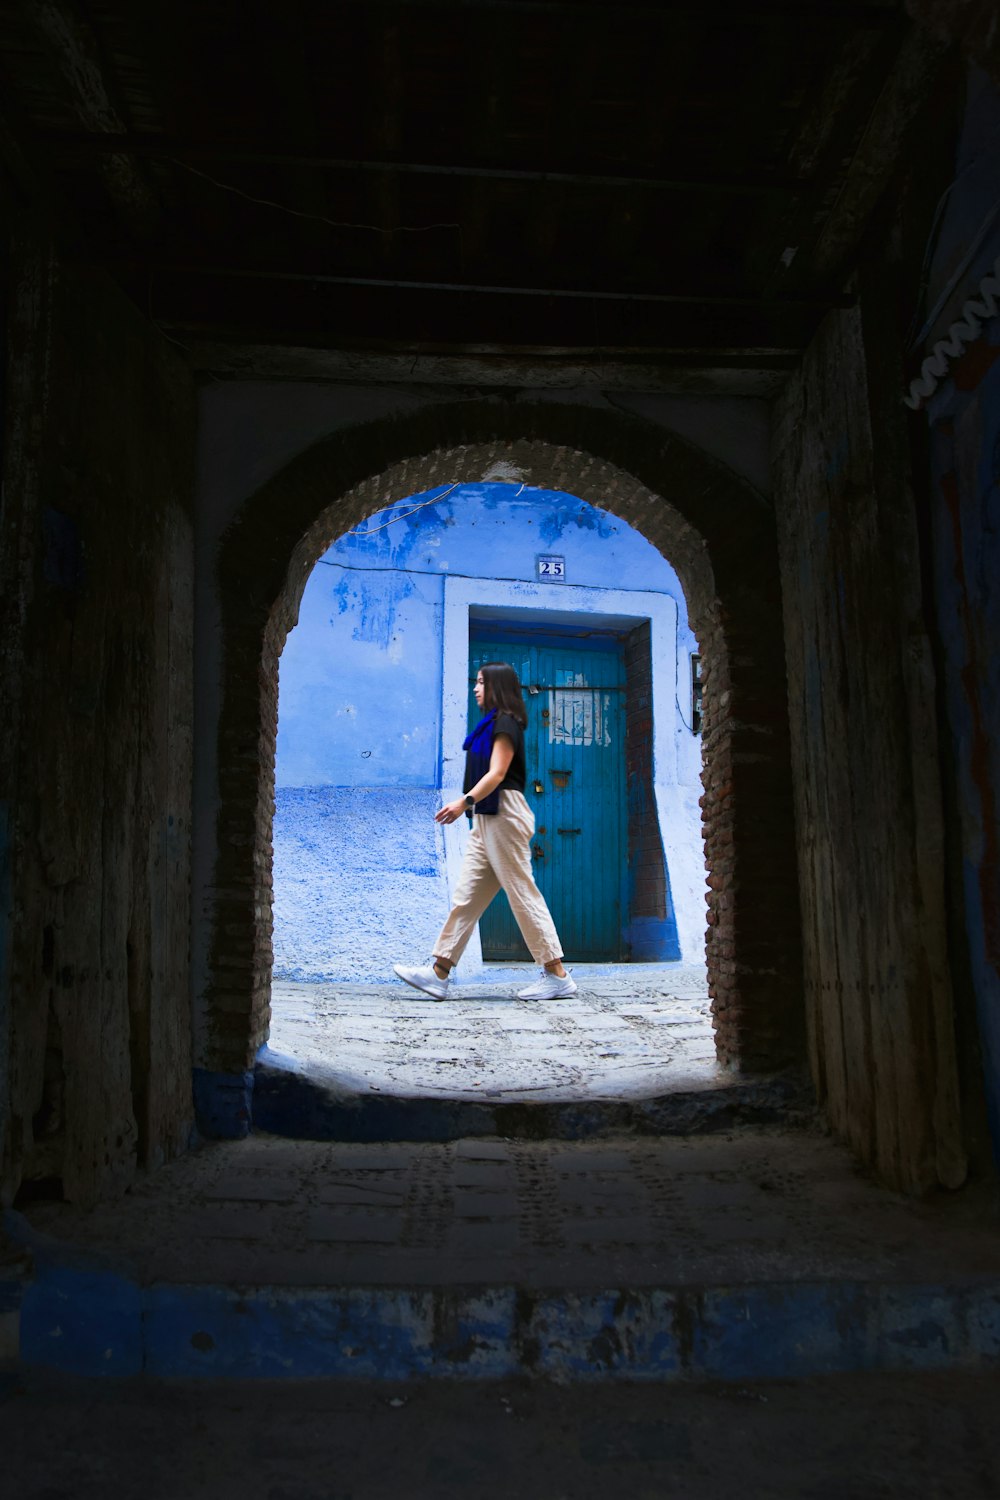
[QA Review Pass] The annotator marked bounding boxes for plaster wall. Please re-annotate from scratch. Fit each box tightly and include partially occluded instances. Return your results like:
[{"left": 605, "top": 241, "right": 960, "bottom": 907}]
[
  {"left": 195, "top": 389, "right": 768, "bottom": 1017},
  {"left": 273, "top": 484, "right": 703, "bottom": 980},
  {"left": 276, "top": 558, "right": 443, "bottom": 790}
]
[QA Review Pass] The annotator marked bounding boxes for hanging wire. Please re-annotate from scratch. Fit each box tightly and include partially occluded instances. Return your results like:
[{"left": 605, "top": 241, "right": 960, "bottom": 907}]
[
  {"left": 168, "top": 157, "right": 464, "bottom": 241},
  {"left": 675, "top": 693, "right": 696, "bottom": 734},
  {"left": 349, "top": 482, "right": 460, "bottom": 537}
]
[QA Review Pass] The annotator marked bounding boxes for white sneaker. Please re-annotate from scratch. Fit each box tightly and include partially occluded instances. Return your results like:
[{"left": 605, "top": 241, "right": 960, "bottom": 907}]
[
  {"left": 393, "top": 961, "right": 450, "bottom": 1001},
  {"left": 517, "top": 968, "right": 577, "bottom": 1000}
]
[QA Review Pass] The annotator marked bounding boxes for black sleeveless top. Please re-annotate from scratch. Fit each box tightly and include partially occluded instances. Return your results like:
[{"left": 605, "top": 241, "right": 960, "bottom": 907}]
[
  {"left": 463, "top": 710, "right": 527, "bottom": 812},
  {"left": 492, "top": 711, "right": 526, "bottom": 794}
]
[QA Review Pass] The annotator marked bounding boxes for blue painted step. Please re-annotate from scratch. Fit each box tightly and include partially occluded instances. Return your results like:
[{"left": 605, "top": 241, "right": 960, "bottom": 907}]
[{"left": 7, "top": 1237, "right": 1000, "bottom": 1382}]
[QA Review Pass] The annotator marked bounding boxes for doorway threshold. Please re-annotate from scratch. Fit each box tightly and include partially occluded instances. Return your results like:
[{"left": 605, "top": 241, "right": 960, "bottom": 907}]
[{"left": 257, "top": 966, "right": 810, "bottom": 1141}]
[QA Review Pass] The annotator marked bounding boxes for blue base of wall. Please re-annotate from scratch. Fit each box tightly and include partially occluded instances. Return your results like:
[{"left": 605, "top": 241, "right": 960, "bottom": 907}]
[
  {"left": 192, "top": 1069, "right": 255, "bottom": 1140},
  {"left": 625, "top": 916, "right": 681, "bottom": 962},
  {"left": 273, "top": 786, "right": 451, "bottom": 983}
]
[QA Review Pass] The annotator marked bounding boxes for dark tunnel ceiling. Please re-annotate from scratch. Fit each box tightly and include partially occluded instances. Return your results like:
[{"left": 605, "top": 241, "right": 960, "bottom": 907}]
[{"left": 0, "top": 1, "right": 943, "bottom": 387}]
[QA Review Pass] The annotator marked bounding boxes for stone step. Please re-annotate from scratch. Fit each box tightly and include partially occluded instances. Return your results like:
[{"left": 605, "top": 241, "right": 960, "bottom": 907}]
[
  {"left": 252, "top": 1047, "right": 815, "bottom": 1142},
  {"left": 8, "top": 1258, "right": 1000, "bottom": 1382},
  {"left": 7, "top": 1130, "right": 1000, "bottom": 1382}
]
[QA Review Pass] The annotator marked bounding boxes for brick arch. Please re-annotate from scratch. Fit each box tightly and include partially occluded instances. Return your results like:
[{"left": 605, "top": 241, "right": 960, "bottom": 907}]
[{"left": 205, "top": 399, "right": 803, "bottom": 1105}]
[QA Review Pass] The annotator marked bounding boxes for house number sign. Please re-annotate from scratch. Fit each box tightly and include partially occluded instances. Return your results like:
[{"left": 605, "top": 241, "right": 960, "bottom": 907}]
[{"left": 536, "top": 554, "right": 566, "bottom": 581}]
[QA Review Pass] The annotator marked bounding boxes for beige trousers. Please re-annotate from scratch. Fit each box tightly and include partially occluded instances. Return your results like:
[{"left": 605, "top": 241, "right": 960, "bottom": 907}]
[{"left": 434, "top": 790, "right": 564, "bottom": 967}]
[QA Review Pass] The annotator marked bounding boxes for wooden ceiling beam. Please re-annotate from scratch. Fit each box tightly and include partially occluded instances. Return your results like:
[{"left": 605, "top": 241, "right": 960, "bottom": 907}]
[
  {"left": 94, "top": 256, "right": 850, "bottom": 309},
  {"left": 110, "top": 257, "right": 831, "bottom": 355},
  {"left": 41, "top": 134, "right": 808, "bottom": 196},
  {"left": 370, "top": 13, "right": 404, "bottom": 273},
  {"left": 596, "top": 10, "right": 681, "bottom": 271},
  {"left": 179, "top": 338, "right": 794, "bottom": 395},
  {"left": 522, "top": 14, "right": 601, "bottom": 268},
  {"left": 324, "top": 0, "right": 899, "bottom": 18},
  {"left": 262, "top": 0, "right": 329, "bottom": 225},
  {"left": 126, "top": 266, "right": 816, "bottom": 340}
]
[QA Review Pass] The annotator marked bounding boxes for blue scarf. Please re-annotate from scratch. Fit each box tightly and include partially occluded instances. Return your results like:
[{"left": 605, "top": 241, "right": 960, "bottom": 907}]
[{"left": 463, "top": 709, "right": 500, "bottom": 815}]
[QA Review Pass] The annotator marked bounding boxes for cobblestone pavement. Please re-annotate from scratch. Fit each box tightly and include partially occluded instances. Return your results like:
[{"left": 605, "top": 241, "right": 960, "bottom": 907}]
[
  {"left": 22, "top": 1129, "right": 1000, "bottom": 1289},
  {"left": 4, "top": 1369, "right": 1000, "bottom": 1499},
  {"left": 269, "top": 963, "right": 717, "bottom": 1101}
]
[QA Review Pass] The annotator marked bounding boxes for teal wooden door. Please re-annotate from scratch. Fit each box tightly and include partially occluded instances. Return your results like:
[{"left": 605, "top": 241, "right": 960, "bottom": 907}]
[{"left": 468, "top": 631, "right": 626, "bottom": 962}]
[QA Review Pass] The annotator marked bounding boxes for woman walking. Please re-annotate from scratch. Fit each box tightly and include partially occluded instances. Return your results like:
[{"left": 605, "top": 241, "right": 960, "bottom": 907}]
[{"left": 393, "top": 661, "right": 577, "bottom": 1001}]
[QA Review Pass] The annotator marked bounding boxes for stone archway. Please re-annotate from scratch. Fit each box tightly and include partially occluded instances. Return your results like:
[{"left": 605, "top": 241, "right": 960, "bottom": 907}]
[{"left": 196, "top": 400, "right": 803, "bottom": 1131}]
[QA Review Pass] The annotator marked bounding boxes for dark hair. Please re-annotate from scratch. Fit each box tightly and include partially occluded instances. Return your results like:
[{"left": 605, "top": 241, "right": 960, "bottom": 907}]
[{"left": 480, "top": 661, "right": 528, "bottom": 726}]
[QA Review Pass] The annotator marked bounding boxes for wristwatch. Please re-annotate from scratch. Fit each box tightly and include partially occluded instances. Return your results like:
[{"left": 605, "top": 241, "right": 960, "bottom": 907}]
[{"left": 464, "top": 794, "right": 475, "bottom": 810}]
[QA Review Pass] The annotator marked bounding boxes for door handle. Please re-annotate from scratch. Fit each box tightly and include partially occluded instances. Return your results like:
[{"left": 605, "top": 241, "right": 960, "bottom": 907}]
[{"left": 557, "top": 828, "right": 582, "bottom": 836}]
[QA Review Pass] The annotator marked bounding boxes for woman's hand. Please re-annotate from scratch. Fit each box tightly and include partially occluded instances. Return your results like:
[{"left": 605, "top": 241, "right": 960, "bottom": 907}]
[{"left": 435, "top": 798, "right": 468, "bottom": 825}]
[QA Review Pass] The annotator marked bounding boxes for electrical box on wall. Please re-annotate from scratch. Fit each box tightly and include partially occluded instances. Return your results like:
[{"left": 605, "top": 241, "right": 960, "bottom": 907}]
[{"left": 691, "top": 653, "right": 702, "bottom": 734}]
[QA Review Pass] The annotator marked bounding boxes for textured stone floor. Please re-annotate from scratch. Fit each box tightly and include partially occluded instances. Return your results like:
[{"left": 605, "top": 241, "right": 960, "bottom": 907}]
[
  {"left": 20, "top": 1128, "right": 1000, "bottom": 1290},
  {"left": 268, "top": 963, "right": 717, "bottom": 1101},
  {"left": 4, "top": 1370, "right": 1000, "bottom": 1500}
]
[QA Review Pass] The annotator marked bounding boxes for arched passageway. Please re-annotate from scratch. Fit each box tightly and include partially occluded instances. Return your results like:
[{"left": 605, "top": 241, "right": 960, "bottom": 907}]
[
  {"left": 197, "top": 402, "right": 803, "bottom": 1127},
  {"left": 267, "top": 477, "right": 713, "bottom": 1104},
  {"left": 272, "top": 479, "right": 704, "bottom": 980}
]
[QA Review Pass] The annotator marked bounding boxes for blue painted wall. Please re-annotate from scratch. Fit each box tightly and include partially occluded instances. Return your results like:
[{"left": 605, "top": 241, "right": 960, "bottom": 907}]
[
  {"left": 274, "top": 482, "right": 699, "bottom": 981},
  {"left": 924, "top": 68, "right": 1000, "bottom": 1159},
  {"left": 277, "top": 482, "right": 690, "bottom": 790},
  {"left": 277, "top": 564, "right": 443, "bottom": 788}
]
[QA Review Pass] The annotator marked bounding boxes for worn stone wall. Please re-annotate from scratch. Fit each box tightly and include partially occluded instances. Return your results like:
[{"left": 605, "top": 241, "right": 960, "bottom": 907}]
[
  {"left": 0, "top": 222, "right": 196, "bottom": 1207},
  {"left": 773, "top": 294, "right": 967, "bottom": 1194},
  {"left": 771, "top": 63, "right": 999, "bottom": 1194}
]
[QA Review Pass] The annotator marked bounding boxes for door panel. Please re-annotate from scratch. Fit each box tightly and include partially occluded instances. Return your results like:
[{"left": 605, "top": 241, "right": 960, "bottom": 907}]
[{"left": 468, "top": 631, "right": 625, "bottom": 962}]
